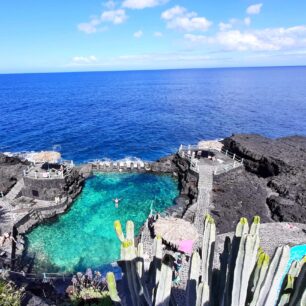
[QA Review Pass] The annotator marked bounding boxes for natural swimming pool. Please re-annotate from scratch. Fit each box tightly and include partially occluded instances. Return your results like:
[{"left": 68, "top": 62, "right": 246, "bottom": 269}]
[{"left": 25, "top": 173, "right": 179, "bottom": 272}]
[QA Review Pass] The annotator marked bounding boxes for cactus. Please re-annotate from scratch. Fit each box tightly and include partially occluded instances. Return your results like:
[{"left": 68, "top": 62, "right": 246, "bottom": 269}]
[
  {"left": 251, "top": 245, "right": 290, "bottom": 306},
  {"left": 201, "top": 214, "right": 216, "bottom": 303},
  {"left": 221, "top": 217, "right": 250, "bottom": 306},
  {"left": 247, "top": 251, "right": 270, "bottom": 304},
  {"left": 277, "top": 256, "right": 306, "bottom": 306},
  {"left": 196, "top": 282, "right": 209, "bottom": 306},
  {"left": 110, "top": 217, "right": 304, "bottom": 306},
  {"left": 126, "top": 220, "right": 135, "bottom": 246},
  {"left": 288, "top": 257, "right": 306, "bottom": 306},
  {"left": 152, "top": 235, "right": 163, "bottom": 288},
  {"left": 186, "top": 251, "right": 201, "bottom": 306},
  {"left": 231, "top": 233, "right": 260, "bottom": 306},
  {"left": 137, "top": 243, "right": 144, "bottom": 279},
  {"left": 278, "top": 275, "right": 295, "bottom": 306},
  {"left": 288, "top": 256, "right": 305, "bottom": 277},
  {"left": 249, "top": 216, "right": 260, "bottom": 236},
  {"left": 114, "top": 220, "right": 152, "bottom": 306},
  {"left": 106, "top": 272, "right": 121, "bottom": 303},
  {"left": 114, "top": 220, "right": 125, "bottom": 242},
  {"left": 235, "top": 217, "right": 249, "bottom": 237},
  {"left": 153, "top": 254, "right": 174, "bottom": 306},
  {"left": 215, "top": 237, "right": 231, "bottom": 306}
]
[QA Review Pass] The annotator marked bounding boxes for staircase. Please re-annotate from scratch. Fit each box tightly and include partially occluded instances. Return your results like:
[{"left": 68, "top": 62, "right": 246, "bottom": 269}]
[{"left": 5, "top": 179, "right": 24, "bottom": 201}]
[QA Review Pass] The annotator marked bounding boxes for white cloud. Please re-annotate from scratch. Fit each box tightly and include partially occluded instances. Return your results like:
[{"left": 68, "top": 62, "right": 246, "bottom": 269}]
[
  {"left": 184, "top": 25, "right": 306, "bottom": 52},
  {"left": 161, "top": 5, "right": 185, "bottom": 20},
  {"left": 78, "top": 9, "right": 127, "bottom": 33},
  {"left": 244, "top": 17, "right": 251, "bottom": 26},
  {"left": 247, "top": 3, "right": 263, "bottom": 15},
  {"left": 78, "top": 22, "right": 98, "bottom": 34},
  {"left": 154, "top": 31, "right": 163, "bottom": 37},
  {"left": 161, "top": 5, "right": 212, "bottom": 32},
  {"left": 219, "top": 22, "right": 232, "bottom": 31},
  {"left": 134, "top": 30, "right": 143, "bottom": 38},
  {"left": 101, "top": 9, "right": 127, "bottom": 24},
  {"left": 72, "top": 56, "right": 98, "bottom": 64},
  {"left": 104, "top": 0, "right": 116, "bottom": 9},
  {"left": 123, "top": 0, "right": 169, "bottom": 9},
  {"left": 184, "top": 33, "right": 210, "bottom": 44}
]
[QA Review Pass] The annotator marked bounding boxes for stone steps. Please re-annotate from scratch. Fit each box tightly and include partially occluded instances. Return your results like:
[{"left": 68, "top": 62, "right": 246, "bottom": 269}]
[{"left": 5, "top": 179, "right": 24, "bottom": 201}]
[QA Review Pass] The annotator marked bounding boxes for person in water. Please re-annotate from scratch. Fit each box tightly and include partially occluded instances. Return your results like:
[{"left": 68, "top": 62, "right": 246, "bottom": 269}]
[{"left": 112, "top": 198, "right": 122, "bottom": 208}]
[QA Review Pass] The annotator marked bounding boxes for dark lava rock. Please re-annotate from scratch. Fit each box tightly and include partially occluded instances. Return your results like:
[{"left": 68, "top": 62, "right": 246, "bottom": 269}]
[
  {"left": 165, "top": 195, "right": 190, "bottom": 218},
  {"left": 171, "top": 154, "right": 198, "bottom": 203},
  {"left": 211, "top": 167, "right": 273, "bottom": 234},
  {"left": 151, "top": 154, "right": 178, "bottom": 173},
  {"left": 221, "top": 134, "right": 306, "bottom": 225},
  {"left": 0, "top": 153, "right": 29, "bottom": 195}
]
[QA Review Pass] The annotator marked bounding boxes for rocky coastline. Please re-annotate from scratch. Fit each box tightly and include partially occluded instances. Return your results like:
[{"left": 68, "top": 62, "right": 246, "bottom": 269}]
[
  {"left": 1, "top": 133, "right": 306, "bottom": 305},
  {"left": 145, "top": 133, "right": 306, "bottom": 234},
  {"left": 1, "top": 134, "right": 306, "bottom": 262}
]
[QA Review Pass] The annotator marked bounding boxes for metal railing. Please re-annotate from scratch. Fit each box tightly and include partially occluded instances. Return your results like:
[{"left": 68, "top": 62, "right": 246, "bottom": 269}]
[
  {"left": 24, "top": 170, "right": 65, "bottom": 179},
  {"left": 213, "top": 162, "right": 242, "bottom": 175},
  {"left": 220, "top": 148, "right": 244, "bottom": 164}
]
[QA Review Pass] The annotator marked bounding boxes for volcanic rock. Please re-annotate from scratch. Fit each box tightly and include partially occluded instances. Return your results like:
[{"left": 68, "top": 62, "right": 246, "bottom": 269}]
[{"left": 219, "top": 134, "right": 306, "bottom": 227}]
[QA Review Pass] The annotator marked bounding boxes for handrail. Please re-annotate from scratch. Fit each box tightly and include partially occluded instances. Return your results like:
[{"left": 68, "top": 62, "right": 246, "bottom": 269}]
[
  {"left": 178, "top": 144, "right": 243, "bottom": 164},
  {"left": 220, "top": 148, "right": 244, "bottom": 163}
]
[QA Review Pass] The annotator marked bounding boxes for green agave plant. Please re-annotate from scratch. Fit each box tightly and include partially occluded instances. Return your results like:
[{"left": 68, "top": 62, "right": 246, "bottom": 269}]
[{"left": 106, "top": 215, "right": 306, "bottom": 306}]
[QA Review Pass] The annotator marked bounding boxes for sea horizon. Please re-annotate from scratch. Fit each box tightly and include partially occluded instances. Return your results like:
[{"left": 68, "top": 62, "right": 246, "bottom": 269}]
[{"left": 1, "top": 64, "right": 306, "bottom": 76}]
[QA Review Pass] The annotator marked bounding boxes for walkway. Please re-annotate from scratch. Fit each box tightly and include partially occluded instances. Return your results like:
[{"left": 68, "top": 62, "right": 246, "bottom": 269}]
[{"left": 5, "top": 179, "right": 24, "bottom": 201}]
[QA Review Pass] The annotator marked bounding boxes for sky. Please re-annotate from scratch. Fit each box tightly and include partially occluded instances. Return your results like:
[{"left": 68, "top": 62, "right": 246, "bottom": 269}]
[{"left": 0, "top": 0, "right": 306, "bottom": 73}]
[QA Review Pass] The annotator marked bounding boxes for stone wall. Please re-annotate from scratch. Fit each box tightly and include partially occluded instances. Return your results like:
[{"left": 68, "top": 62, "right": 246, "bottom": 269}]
[
  {"left": 22, "top": 176, "right": 66, "bottom": 201},
  {"left": 21, "top": 168, "right": 85, "bottom": 202}
]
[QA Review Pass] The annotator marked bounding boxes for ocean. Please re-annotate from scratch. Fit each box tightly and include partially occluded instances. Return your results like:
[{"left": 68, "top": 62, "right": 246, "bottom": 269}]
[{"left": 1, "top": 66, "right": 306, "bottom": 163}]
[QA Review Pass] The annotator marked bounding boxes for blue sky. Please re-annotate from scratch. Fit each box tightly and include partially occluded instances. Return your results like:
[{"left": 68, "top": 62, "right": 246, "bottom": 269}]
[{"left": 1, "top": 0, "right": 306, "bottom": 73}]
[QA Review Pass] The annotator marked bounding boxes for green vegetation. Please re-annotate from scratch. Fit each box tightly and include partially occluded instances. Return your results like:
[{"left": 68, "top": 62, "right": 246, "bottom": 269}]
[
  {"left": 0, "top": 279, "right": 24, "bottom": 306},
  {"left": 67, "top": 269, "right": 113, "bottom": 306}
]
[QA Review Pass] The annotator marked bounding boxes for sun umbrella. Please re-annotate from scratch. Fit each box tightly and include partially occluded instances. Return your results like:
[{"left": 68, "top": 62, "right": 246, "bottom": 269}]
[{"left": 154, "top": 217, "right": 199, "bottom": 249}]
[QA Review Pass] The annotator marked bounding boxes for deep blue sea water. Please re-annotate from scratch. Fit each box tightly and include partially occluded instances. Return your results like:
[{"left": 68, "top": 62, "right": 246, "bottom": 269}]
[{"left": 1, "top": 66, "right": 306, "bottom": 162}]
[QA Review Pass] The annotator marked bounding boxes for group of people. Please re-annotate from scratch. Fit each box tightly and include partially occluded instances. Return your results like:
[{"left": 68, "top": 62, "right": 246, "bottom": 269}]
[{"left": 0, "top": 232, "right": 16, "bottom": 247}]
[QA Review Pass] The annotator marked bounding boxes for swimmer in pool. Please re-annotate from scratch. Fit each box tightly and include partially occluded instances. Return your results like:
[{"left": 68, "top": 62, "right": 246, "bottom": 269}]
[{"left": 112, "top": 198, "right": 122, "bottom": 208}]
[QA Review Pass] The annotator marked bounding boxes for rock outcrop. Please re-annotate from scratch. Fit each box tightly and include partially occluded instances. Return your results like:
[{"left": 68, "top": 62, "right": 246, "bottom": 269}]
[
  {"left": 211, "top": 167, "right": 272, "bottom": 233},
  {"left": 216, "top": 134, "right": 306, "bottom": 229},
  {"left": 0, "top": 154, "right": 29, "bottom": 195},
  {"left": 151, "top": 154, "right": 178, "bottom": 173}
]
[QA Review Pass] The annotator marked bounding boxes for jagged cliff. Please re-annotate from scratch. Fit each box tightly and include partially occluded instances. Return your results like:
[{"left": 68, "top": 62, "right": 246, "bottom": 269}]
[{"left": 212, "top": 134, "right": 306, "bottom": 233}]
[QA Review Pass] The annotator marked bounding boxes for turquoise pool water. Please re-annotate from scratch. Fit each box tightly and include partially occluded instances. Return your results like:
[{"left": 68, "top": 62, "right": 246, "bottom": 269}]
[{"left": 25, "top": 173, "right": 179, "bottom": 272}]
